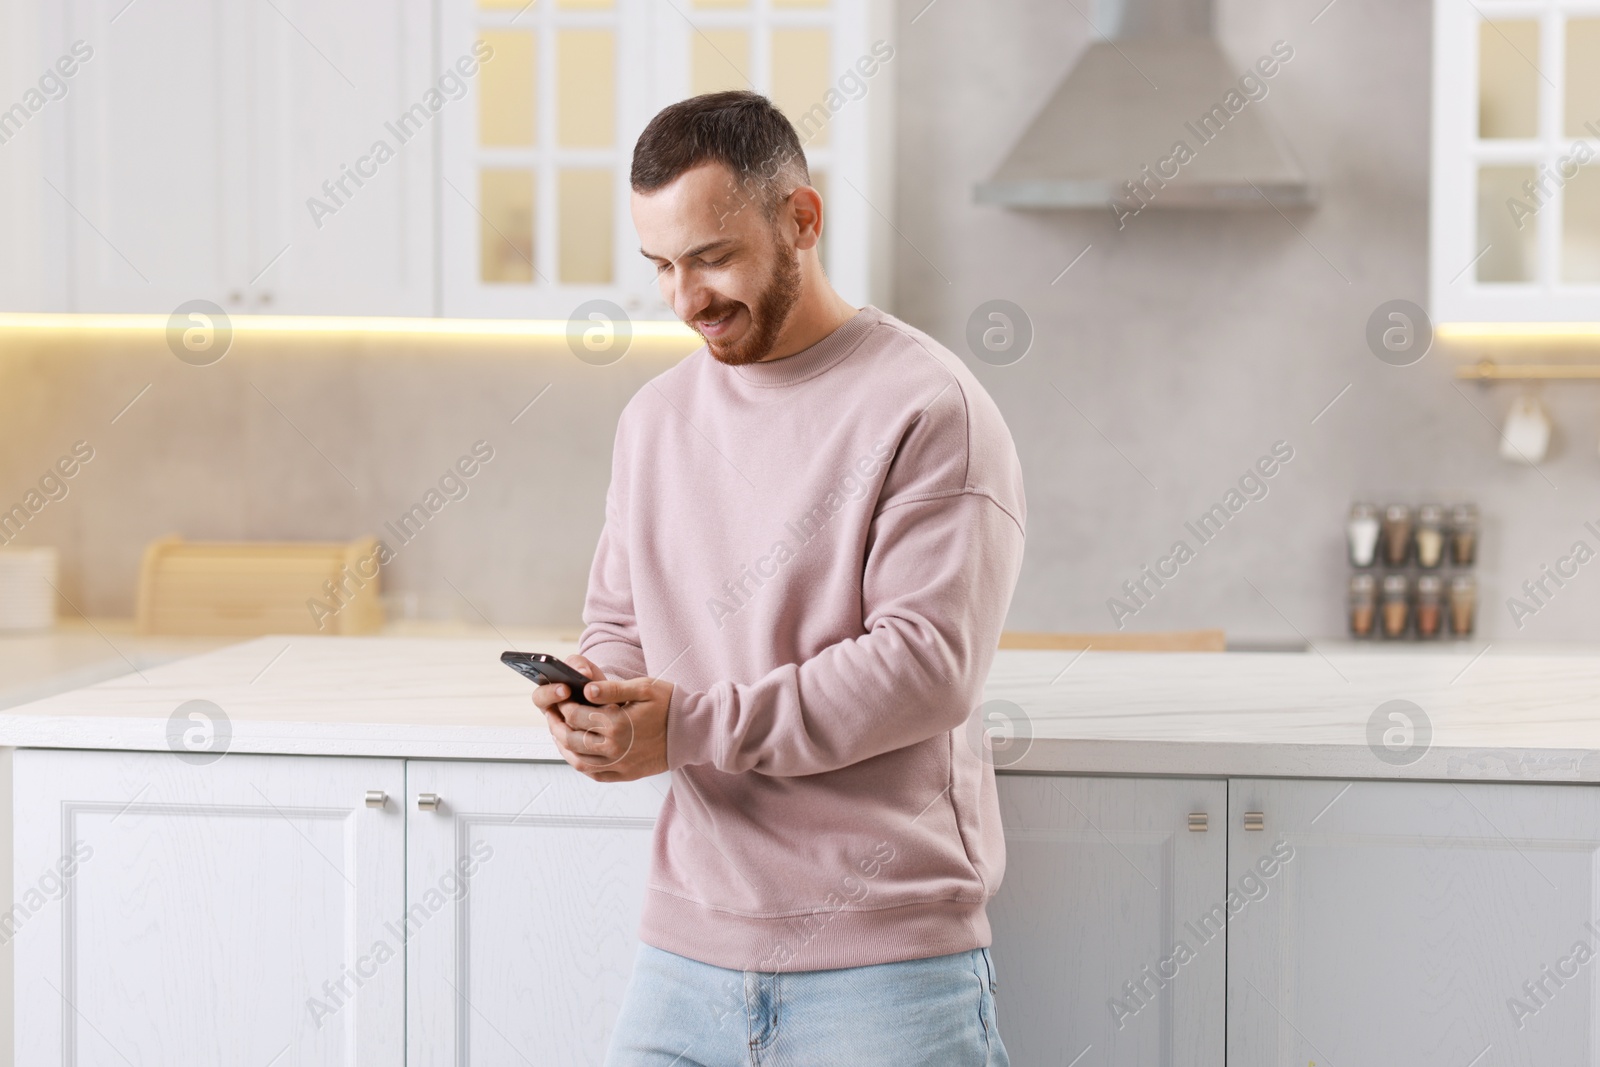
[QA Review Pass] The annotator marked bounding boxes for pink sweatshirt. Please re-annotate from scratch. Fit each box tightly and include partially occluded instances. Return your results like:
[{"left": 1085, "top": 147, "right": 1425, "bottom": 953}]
[{"left": 579, "top": 306, "right": 1026, "bottom": 972}]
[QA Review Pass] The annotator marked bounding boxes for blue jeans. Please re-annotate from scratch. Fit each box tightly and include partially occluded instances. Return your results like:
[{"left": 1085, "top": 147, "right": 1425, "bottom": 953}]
[{"left": 604, "top": 944, "right": 1011, "bottom": 1066}]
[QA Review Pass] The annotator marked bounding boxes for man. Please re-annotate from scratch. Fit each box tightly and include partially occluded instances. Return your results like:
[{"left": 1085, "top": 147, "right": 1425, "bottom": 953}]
[{"left": 532, "top": 90, "right": 1025, "bottom": 1066}]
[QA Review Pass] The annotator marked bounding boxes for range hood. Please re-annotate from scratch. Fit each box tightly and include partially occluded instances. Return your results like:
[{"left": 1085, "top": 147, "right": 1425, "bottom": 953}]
[{"left": 975, "top": 0, "right": 1313, "bottom": 212}]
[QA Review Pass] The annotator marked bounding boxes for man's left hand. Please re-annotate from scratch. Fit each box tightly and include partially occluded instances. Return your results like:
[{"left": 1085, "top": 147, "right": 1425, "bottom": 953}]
[{"left": 545, "top": 669, "right": 673, "bottom": 783}]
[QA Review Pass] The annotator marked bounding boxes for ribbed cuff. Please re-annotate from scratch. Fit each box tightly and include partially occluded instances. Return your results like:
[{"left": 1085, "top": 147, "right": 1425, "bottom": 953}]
[
  {"left": 665, "top": 685, "right": 717, "bottom": 770},
  {"left": 576, "top": 639, "right": 646, "bottom": 681}
]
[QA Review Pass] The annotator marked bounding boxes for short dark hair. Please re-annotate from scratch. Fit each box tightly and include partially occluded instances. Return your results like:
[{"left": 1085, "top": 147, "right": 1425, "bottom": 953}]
[{"left": 631, "top": 90, "right": 810, "bottom": 219}]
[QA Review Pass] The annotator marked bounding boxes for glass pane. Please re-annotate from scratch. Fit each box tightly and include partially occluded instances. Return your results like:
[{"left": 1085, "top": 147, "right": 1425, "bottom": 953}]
[
  {"left": 1479, "top": 19, "right": 1540, "bottom": 139},
  {"left": 1477, "top": 165, "right": 1538, "bottom": 282},
  {"left": 772, "top": 29, "right": 832, "bottom": 147},
  {"left": 1566, "top": 19, "right": 1600, "bottom": 137},
  {"left": 1563, "top": 163, "right": 1600, "bottom": 283},
  {"left": 559, "top": 169, "right": 613, "bottom": 284},
  {"left": 558, "top": 29, "right": 614, "bottom": 148},
  {"left": 479, "top": 31, "right": 536, "bottom": 147},
  {"left": 481, "top": 169, "right": 536, "bottom": 284},
  {"left": 692, "top": 29, "right": 750, "bottom": 95}
]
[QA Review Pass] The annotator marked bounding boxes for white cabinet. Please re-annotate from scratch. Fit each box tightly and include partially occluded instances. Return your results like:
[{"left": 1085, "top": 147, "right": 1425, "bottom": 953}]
[
  {"left": 404, "top": 760, "right": 663, "bottom": 1066},
  {"left": 439, "top": 0, "right": 893, "bottom": 319},
  {"left": 990, "top": 775, "right": 1227, "bottom": 1067},
  {"left": 1228, "top": 778, "right": 1600, "bottom": 1066},
  {"left": 52, "top": 0, "right": 432, "bottom": 315},
  {"left": 1431, "top": 0, "right": 1600, "bottom": 322},
  {"left": 27, "top": 747, "right": 1600, "bottom": 1067},
  {"left": 12, "top": 748, "right": 405, "bottom": 1065}
]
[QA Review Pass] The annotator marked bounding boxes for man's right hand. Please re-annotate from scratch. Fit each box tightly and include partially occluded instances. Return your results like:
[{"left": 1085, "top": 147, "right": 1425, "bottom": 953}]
[
  {"left": 531, "top": 652, "right": 605, "bottom": 725},
  {"left": 533, "top": 654, "right": 618, "bottom": 774}
]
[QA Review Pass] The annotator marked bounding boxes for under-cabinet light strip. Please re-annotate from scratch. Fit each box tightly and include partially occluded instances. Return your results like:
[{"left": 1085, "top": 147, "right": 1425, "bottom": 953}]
[
  {"left": 0, "top": 313, "right": 699, "bottom": 340},
  {"left": 1439, "top": 322, "right": 1600, "bottom": 342}
]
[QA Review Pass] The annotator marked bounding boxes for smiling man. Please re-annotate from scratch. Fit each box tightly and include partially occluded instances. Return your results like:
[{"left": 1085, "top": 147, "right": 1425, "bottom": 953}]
[{"left": 531, "top": 90, "right": 1026, "bottom": 1066}]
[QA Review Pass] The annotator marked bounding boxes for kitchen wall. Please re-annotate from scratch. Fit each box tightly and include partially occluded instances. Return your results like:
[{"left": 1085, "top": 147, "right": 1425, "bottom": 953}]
[
  {"left": 0, "top": 331, "right": 693, "bottom": 629},
  {"left": 2, "top": 0, "right": 1597, "bottom": 644},
  {"left": 897, "top": 0, "right": 1600, "bottom": 645}
]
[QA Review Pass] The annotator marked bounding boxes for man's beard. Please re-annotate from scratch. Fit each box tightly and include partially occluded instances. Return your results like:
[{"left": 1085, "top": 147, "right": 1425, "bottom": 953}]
[{"left": 696, "top": 240, "right": 803, "bottom": 367}]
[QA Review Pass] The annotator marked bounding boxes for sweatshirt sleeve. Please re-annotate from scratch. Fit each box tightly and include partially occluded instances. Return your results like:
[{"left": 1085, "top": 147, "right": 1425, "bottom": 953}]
[
  {"left": 665, "top": 486, "right": 1025, "bottom": 776},
  {"left": 578, "top": 442, "right": 648, "bottom": 681}
]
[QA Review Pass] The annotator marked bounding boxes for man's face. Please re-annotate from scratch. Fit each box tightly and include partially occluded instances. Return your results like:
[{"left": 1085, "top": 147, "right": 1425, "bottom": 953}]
[{"left": 633, "top": 162, "right": 803, "bottom": 366}]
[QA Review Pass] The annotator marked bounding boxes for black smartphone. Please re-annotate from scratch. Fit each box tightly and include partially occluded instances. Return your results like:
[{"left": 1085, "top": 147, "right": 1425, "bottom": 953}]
[{"left": 501, "top": 651, "right": 599, "bottom": 705}]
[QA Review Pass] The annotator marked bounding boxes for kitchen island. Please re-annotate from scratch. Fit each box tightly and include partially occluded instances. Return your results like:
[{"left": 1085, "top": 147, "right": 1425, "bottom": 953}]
[{"left": 2, "top": 636, "right": 1597, "bottom": 1065}]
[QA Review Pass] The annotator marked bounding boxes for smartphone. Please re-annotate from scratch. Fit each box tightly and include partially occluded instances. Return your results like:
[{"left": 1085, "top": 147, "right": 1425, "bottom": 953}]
[{"left": 501, "top": 651, "right": 599, "bottom": 705}]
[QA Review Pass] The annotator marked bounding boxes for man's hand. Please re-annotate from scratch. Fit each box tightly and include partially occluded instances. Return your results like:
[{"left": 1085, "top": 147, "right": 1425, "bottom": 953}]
[{"left": 532, "top": 653, "right": 673, "bottom": 783}]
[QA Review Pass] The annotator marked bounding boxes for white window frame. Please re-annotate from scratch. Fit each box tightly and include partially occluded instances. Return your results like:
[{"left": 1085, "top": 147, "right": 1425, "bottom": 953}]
[{"left": 1431, "top": 0, "right": 1600, "bottom": 323}]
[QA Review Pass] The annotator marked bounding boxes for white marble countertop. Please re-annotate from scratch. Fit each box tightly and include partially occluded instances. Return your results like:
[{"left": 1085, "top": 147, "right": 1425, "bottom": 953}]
[
  {"left": 0, "top": 620, "right": 233, "bottom": 711},
  {"left": 1, "top": 634, "right": 1597, "bottom": 782}
]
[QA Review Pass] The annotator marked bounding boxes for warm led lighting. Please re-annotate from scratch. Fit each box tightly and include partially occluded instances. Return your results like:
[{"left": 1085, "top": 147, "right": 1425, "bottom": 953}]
[
  {"left": 1439, "top": 322, "right": 1600, "bottom": 342},
  {"left": 0, "top": 312, "right": 700, "bottom": 341}
]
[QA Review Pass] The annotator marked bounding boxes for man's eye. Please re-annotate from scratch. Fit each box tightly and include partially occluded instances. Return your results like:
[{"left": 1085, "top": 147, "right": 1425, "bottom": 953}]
[
  {"left": 705, "top": 254, "right": 731, "bottom": 267},
  {"left": 653, "top": 261, "right": 670, "bottom": 275}
]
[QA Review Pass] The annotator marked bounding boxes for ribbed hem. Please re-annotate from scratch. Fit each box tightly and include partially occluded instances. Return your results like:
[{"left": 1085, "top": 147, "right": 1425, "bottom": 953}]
[
  {"left": 638, "top": 888, "right": 992, "bottom": 972},
  {"left": 726, "top": 306, "right": 883, "bottom": 388}
]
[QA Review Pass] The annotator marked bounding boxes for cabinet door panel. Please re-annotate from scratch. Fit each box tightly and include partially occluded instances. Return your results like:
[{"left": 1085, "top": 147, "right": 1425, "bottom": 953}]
[
  {"left": 991, "top": 775, "right": 1227, "bottom": 1067},
  {"left": 406, "top": 760, "right": 663, "bottom": 1066},
  {"left": 1229, "top": 778, "right": 1600, "bottom": 1067},
  {"left": 13, "top": 748, "right": 404, "bottom": 1065},
  {"left": 250, "top": 0, "right": 433, "bottom": 315},
  {"left": 63, "top": 0, "right": 249, "bottom": 311}
]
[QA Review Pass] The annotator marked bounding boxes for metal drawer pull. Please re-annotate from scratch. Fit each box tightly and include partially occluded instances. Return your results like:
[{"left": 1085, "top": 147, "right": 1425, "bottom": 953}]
[
  {"left": 1243, "top": 811, "right": 1265, "bottom": 831},
  {"left": 417, "top": 793, "right": 442, "bottom": 811},
  {"left": 364, "top": 790, "right": 387, "bottom": 809},
  {"left": 1188, "top": 812, "right": 1208, "bottom": 832}
]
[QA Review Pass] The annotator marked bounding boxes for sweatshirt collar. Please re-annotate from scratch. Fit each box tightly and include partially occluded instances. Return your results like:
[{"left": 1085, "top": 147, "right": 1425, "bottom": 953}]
[{"left": 723, "top": 306, "right": 883, "bottom": 388}]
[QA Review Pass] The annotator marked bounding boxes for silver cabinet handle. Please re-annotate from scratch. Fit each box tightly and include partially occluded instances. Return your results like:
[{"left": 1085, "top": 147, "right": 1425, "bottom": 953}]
[
  {"left": 1244, "top": 811, "right": 1265, "bottom": 831},
  {"left": 365, "top": 790, "right": 387, "bottom": 809},
  {"left": 417, "top": 793, "right": 442, "bottom": 811},
  {"left": 1188, "top": 812, "right": 1208, "bottom": 832}
]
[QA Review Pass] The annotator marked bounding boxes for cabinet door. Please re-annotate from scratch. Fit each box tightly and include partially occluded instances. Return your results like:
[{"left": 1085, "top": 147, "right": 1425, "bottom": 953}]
[
  {"left": 406, "top": 760, "right": 663, "bottom": 1066},
  {"left": 60, "top": 0, "right": 431, "bottom": 314},
  {"left": 62, "top": 0, "right": 250, "bottom": 312},
  {"left": 248, "top": 0, "right": 433, "bottom": 315},
  {"left": 1229, "top": 778, "right": 1600, "bottom": 1066},
  {"left": 990, "top": 775, "right": 1227, "bottom": 1067},
  {"left": 13, "top": 748, "right": 404, "bottom": 1065}
]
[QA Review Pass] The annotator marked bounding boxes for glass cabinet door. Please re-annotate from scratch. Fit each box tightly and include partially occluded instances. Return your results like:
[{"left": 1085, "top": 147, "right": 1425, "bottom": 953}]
[
  {"left": 1433, "top": 0, "right": 1600, "bottom": 320},
  {"left": 440, "top": 0, "right": 877, "bottom": 319},
  {"left": 1469, "top": 7, "right": 1600, "bottom": 288}
]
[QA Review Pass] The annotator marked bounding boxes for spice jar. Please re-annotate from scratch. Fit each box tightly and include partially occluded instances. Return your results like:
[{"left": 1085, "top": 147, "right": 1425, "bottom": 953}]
[
  {"left": 1382, "top": 504, "right": 1413, "bottom": 567},
  {"left": 1381, "top": 573, "right": 1411, "bottom": 639},
  {"left": 1348, "top": 573, "right": 1377, "bottom": 637},
  {"left": 1450, "top": 503, "right": 1479, "bottom": 566},
  {"left": 1415, "top": 574, "right": 1444, "bottom": 638},
  {"left": 1347, "top": 503, "right": 1380, "bottom": 568},
  {"left": 1449, "top": 574, "right": 1477, "bottom": 636},
  {"left": 1415, "top": 504, "right": 1445, "bottom": 569}
]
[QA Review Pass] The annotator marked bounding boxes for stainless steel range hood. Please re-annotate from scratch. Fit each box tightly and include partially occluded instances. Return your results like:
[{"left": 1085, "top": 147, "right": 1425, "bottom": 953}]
[{"left": 975, "top": 0, "right": 1313, "bottom": 212}]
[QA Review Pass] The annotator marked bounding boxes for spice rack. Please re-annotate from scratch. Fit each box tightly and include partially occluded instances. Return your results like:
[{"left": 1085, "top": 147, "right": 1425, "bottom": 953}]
[{"left": 1346, "top": 502, "right": 1478, "bottom": 640}]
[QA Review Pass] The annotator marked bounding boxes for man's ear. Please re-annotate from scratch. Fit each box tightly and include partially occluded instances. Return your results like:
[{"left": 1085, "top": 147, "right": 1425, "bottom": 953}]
[{"left": 787, "top": 185, "right": 824, "bottom": 251}]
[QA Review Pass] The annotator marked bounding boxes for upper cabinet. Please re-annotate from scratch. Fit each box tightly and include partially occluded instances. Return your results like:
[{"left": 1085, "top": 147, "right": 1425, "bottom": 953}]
[
  {"left": 0, "top": 0, "right": 890, "bottom": 318},
  {"left": 1432, "top": 0, "right": 1600, "bottom": 322},
  {"left": 43, "top": 0, "right": 434, "bottom": 316},
  {"left": 439, "top": 0, "right": 892, "bottom": 320}
]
